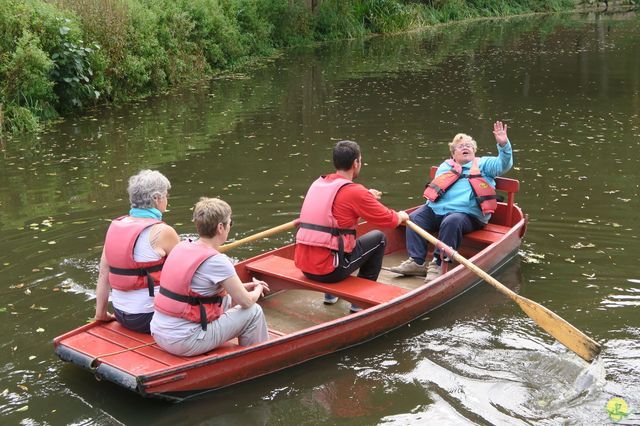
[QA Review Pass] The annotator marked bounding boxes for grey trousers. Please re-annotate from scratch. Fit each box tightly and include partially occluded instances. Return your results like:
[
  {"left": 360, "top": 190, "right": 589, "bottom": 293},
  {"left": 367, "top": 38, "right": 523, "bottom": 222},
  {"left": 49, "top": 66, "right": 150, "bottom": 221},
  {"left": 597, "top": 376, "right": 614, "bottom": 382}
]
[{"left": 153, "top": 296, "right": 269, "bottom": 357}]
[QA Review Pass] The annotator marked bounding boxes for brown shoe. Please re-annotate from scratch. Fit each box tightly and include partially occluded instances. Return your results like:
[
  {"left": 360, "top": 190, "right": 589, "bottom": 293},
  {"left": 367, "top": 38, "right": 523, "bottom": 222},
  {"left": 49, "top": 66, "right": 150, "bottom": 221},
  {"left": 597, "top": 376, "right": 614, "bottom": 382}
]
[
  {"left": 388, "top": 258, "right": 426, "bottom": 276},
  {"left": 425, "top": 260, "right": 442, "bottom": 282}
]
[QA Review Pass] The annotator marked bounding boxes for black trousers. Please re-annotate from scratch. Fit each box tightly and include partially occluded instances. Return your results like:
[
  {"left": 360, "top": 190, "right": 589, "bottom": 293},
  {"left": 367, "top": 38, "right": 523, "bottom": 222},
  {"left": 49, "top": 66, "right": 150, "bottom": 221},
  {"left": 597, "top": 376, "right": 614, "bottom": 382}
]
[{"left": 303, "top": 230, "right": 387, "bottom": 283}]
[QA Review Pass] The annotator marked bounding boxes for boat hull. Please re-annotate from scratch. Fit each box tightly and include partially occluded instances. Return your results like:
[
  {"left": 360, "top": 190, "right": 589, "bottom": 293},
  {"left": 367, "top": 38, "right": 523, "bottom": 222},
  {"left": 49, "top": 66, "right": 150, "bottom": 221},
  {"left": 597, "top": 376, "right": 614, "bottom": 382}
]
[{"left": 54, "top": 202, "right": 526, "bottom": 401}]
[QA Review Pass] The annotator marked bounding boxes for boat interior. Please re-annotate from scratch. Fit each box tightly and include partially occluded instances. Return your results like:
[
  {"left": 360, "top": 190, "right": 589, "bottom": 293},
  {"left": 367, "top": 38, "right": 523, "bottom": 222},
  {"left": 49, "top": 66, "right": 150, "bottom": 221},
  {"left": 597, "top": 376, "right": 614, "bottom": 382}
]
[
  {"left": 54, "top": 172, "right": 521, "bottom": 383},
  {"left": 249, "top": 219, "right": 514, "bottom": 335},
  {"left": 241, "top": 168, "right": 521, "bottom": 336}
]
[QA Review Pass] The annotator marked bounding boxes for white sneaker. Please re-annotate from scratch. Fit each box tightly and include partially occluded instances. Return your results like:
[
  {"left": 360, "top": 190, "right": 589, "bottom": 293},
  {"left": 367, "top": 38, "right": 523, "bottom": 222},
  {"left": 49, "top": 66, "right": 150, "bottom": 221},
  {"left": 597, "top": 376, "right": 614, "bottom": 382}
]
[
  {"left": 389, "top": 258, "right": 426, "bottom": 276},
  {"left": 425, "top": 260, "right": 442, "bottom": 282}
]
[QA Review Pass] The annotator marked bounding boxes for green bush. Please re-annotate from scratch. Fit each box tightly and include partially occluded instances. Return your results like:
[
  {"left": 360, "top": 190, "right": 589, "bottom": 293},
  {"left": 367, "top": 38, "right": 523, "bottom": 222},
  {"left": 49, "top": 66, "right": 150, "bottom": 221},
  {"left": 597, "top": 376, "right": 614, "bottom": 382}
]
[
  {"left": 1, "top": 0, "right": 579, "bottom": 136},
  {"left": 315, "top": 0, "right": 365, "bottom": 40},
  {"left": 258, "top": 0, "right": 313, "bottom": 47},
  {"left": 0, "top": 30, "right": 57, "bottom": 121},
  {"left": 358, "top": 0, "right": 415, "bottom": 33},
  {"left": 0, "top": 0, "right": 103, "bottom": 132}
]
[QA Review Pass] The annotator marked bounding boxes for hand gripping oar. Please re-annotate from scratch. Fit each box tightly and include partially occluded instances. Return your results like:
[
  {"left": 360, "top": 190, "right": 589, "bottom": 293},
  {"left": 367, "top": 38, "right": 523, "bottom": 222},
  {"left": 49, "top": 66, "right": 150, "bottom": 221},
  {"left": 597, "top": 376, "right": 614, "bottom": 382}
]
[
  {"left": 219, "top": 219, "right": 298, "bottom": 253},
  {"left": 406, "top": 220, "right": 601, "bottom": 362}
]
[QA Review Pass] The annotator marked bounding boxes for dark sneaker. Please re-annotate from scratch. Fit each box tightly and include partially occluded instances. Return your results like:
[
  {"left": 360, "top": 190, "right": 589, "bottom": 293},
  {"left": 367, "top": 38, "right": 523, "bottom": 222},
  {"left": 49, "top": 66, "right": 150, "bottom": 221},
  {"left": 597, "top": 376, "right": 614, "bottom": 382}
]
[
  {"left": 324, "top": 294, "right": 339, "bottom": 305},
  {"left": 349, "top": 304, "right": 362, "bottom": 313}
]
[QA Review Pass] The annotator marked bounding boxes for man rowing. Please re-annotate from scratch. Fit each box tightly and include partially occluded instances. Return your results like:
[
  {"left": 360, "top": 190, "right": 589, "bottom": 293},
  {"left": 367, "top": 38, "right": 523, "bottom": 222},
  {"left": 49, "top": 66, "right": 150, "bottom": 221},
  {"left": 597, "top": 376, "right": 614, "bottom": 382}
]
[{"left": 294, "top": 140, "right": 409, "bottom": 312}]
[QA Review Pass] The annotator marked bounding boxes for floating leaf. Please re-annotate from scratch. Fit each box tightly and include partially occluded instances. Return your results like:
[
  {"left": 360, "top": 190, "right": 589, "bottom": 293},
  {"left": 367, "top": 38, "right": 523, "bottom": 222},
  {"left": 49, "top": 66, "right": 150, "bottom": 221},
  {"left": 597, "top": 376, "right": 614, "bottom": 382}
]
[
  {"left": 570, "top": 242, "right": 595, "bottom": 249},
  {"left": 30, "top": 304, "right": 48, "bottom": 311},
  {"left": 17, "top": 384, "right": 28, "bottom": 392}
]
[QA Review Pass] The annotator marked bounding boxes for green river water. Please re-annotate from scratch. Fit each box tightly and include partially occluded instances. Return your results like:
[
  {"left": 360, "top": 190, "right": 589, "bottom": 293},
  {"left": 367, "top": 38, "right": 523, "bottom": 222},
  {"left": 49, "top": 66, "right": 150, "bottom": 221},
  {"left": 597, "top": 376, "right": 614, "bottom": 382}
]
[{"left": 0, "top": 10, "right": 639, "bottom": 425}]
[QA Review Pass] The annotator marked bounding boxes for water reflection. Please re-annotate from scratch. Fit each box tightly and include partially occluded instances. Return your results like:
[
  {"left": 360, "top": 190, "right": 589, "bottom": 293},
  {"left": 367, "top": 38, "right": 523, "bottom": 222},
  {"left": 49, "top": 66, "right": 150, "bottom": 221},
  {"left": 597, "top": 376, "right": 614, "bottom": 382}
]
[{"left": 1, "top": 10, "right": 639, "bottom": 425}]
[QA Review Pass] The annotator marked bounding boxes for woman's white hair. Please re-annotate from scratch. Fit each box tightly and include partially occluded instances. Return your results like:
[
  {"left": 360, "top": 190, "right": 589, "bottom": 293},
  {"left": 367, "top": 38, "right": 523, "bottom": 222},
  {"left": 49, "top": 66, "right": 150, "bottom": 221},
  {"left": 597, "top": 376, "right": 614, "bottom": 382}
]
[
  {"left": 127, "top": 170, "right": 171, "bottom": 208},
  {"left": 449, "top": 133, "right": 477, "bottom": 155}
]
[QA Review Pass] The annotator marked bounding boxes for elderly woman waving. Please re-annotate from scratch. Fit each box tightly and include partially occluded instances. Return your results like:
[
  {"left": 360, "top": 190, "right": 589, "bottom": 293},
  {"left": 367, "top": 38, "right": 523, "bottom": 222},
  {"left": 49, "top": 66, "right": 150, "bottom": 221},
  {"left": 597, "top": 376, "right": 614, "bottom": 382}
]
[
  {"left": 389, "top": 121, "right": 513, "bottom": 282},
  {"left": 94, "top": 170, "right": 180, "bottom": 334}
]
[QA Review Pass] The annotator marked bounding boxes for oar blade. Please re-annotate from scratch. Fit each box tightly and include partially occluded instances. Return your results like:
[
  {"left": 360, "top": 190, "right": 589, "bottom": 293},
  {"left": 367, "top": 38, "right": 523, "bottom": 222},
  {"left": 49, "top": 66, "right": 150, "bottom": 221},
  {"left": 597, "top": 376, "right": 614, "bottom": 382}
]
[
  {"left": 407, "top": 220, "right": 601, "bottom": 362},
  {"left": 514, "top": 296, "right": 601, "bottom": 362}
]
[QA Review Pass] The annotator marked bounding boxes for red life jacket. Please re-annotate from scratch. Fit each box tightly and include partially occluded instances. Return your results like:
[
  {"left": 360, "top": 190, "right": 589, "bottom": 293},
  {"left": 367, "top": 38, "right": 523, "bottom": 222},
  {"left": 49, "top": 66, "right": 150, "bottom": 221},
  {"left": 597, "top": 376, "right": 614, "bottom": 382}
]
[
  {"left": 154, "top": 241, "right": 224, "bottom": 331},
  {"left": 104, "top": 216, "right": 166, "bottom": 297},
  {"left": 423, "top": 159, "right": 498, "bottom": 215},
  {"left": 296, "top": 176, "right": 357, "bottom": 257}
]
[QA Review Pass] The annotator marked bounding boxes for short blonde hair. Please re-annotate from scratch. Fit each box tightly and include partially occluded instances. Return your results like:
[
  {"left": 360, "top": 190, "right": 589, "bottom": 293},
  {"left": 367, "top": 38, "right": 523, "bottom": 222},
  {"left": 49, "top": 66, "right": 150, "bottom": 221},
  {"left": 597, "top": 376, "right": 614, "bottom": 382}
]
[
  {"left": 192, "top": 197, "right": 232, "bottom": 238},
  {"left": 449, "top": 133, "right": 477, "bottom": 155}
]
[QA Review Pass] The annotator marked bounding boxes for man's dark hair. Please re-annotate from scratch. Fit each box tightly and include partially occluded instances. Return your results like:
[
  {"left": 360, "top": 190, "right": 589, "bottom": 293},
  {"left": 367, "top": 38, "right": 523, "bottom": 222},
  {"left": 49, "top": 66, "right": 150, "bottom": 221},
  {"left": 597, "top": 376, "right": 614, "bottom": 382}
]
[{"left": 333, "top": 140, "right": 361, "bottom": 171}]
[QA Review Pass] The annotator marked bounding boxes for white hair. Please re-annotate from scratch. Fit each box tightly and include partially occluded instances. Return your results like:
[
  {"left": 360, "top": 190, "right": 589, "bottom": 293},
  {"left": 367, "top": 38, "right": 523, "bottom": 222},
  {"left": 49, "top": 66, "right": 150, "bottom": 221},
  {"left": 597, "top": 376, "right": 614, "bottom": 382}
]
[{"left": 127, "top": 170, "right": 171, "bottom": 208}]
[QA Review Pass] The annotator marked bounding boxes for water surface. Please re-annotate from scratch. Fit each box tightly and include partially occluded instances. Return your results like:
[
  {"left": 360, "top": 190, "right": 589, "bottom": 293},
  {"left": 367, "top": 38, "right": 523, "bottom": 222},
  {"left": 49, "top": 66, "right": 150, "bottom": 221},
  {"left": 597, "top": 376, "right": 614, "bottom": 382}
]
[{"left": 1, "top": 10, "right": 639, "bottom": 425}]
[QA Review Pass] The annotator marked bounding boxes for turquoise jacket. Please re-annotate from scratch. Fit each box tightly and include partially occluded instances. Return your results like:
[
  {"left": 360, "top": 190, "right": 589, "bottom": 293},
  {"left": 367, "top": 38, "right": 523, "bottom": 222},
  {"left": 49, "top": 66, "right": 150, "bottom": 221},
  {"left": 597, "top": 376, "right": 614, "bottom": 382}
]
[{"left": 428, "top": 140, "right": 513, "bottom": 223}]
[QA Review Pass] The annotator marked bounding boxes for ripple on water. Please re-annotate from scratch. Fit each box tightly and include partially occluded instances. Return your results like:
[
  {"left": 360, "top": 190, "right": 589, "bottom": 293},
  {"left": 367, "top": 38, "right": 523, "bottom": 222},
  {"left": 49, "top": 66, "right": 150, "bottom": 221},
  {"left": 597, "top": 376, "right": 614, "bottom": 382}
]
[
  {"left": 600, "top": 282, "right": 640, "bottom": 308},
  {"left": 391, "top": 317, "right": 609, "bottom": 424}
]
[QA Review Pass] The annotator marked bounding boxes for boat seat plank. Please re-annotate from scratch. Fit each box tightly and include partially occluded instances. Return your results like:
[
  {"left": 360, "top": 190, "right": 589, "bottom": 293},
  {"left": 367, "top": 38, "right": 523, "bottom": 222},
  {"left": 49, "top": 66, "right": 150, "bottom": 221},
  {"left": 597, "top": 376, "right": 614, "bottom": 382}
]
[
  {"left": 60, "top": 321, "right": 271, "bottom": 375},
  {"left": 88, "top": 326, "right": 191, "bottom": 365},
  {"left": 465, "top": 223, "right": 510, "bottom": 245},
  {"left": 61, "top": 332, "right": 170, "bottom": 373},
  {"left": 246, "top": 255, "right": 409, "bottom": 307}
]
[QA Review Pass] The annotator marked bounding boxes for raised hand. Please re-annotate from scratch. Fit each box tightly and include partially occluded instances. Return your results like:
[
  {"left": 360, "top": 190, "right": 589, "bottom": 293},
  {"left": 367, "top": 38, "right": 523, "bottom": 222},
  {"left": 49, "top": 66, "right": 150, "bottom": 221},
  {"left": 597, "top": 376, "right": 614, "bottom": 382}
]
[{"left": 493, "top": 121, "right": 509, "bottom": 146}]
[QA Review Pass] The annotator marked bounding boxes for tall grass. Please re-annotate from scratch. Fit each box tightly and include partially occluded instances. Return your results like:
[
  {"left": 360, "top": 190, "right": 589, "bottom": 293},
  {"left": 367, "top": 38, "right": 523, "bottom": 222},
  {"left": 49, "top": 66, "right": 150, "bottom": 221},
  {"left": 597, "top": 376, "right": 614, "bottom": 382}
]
[{"left": 0, "top": 0, "right": 580, "bottom": 136}]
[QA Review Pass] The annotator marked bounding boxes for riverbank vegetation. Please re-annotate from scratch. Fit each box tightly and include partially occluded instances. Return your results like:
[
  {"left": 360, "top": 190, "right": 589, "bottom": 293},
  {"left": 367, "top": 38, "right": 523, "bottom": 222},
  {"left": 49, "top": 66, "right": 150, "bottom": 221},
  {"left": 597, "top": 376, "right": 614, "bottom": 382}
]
[{"left": 0, "top": 0, "right": 585, "bottom": 135}]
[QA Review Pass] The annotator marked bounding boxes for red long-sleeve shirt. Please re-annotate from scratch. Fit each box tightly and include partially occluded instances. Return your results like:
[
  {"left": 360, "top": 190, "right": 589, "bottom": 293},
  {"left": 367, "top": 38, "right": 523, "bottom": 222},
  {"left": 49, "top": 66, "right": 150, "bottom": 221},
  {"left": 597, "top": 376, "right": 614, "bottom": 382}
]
[{"left": 294, "top": 174, "right": 401, "bottom": 275}]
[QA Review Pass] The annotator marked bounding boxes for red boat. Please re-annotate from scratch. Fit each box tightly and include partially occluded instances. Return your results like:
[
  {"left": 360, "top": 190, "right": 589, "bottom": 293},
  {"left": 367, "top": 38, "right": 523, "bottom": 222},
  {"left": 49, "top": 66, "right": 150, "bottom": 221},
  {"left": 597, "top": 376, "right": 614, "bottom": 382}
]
[{"left": 54, "top": 172, "right": 525, "bottom": 402}]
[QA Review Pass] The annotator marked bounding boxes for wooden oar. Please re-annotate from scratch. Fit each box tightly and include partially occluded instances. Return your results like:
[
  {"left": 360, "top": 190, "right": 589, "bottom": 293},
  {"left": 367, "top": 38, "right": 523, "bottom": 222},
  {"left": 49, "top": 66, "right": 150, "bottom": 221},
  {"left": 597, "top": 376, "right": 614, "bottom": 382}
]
[
  {"left": 219, "top": 219, "right": 298, "bottom": 253},
  {"left": 406, "top": 220, "right": 601, "bottom": 363}
]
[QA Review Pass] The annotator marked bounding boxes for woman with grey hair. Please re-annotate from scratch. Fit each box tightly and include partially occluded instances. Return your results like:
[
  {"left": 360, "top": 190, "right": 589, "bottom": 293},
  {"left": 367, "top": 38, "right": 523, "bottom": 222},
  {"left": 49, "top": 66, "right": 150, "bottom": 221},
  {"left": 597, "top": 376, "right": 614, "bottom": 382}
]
[
  {"left": 389, "top": 121, "right": 513, "bottom": 282},
  {"left": 151, "top": 197, "right": 270, "bottom": 356},
  {"left": 95, "top": 170, "right": 180, "bottom": 333}
]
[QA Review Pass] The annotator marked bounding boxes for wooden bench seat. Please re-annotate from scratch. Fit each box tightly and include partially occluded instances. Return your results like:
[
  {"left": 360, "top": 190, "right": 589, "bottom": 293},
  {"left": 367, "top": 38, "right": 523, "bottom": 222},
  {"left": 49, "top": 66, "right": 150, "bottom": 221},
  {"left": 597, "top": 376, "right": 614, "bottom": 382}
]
[
  {"left": 246, "top": 255, "right": 409, "bottom": 307},
  {"left": 465, "top": 223, "right": 510, "bottom": 245}
]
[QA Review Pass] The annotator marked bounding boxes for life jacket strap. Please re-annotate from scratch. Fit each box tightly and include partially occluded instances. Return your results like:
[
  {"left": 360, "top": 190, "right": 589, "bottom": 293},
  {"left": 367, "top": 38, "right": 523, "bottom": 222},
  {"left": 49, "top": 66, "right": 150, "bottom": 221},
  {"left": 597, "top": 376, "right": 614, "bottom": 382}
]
[
  {"left": 109, "top": 263, "right": 163, "bottom": 297},
  {"left": 298, "top": 222, "right": 357, "bottom": 236},
  {"left": 427, "top": 182, "right": 445, "bottom": 197},
  {"left": 158, "top": 286, "right": 223, "bottom": 331}
]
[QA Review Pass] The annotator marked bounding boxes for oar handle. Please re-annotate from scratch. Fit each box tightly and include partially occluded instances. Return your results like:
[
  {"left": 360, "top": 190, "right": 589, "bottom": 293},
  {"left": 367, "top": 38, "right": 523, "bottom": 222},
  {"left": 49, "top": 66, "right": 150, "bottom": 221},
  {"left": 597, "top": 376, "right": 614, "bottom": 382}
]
[{"left": 219, "top": 219, "right": 298, "bottom": 253}]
